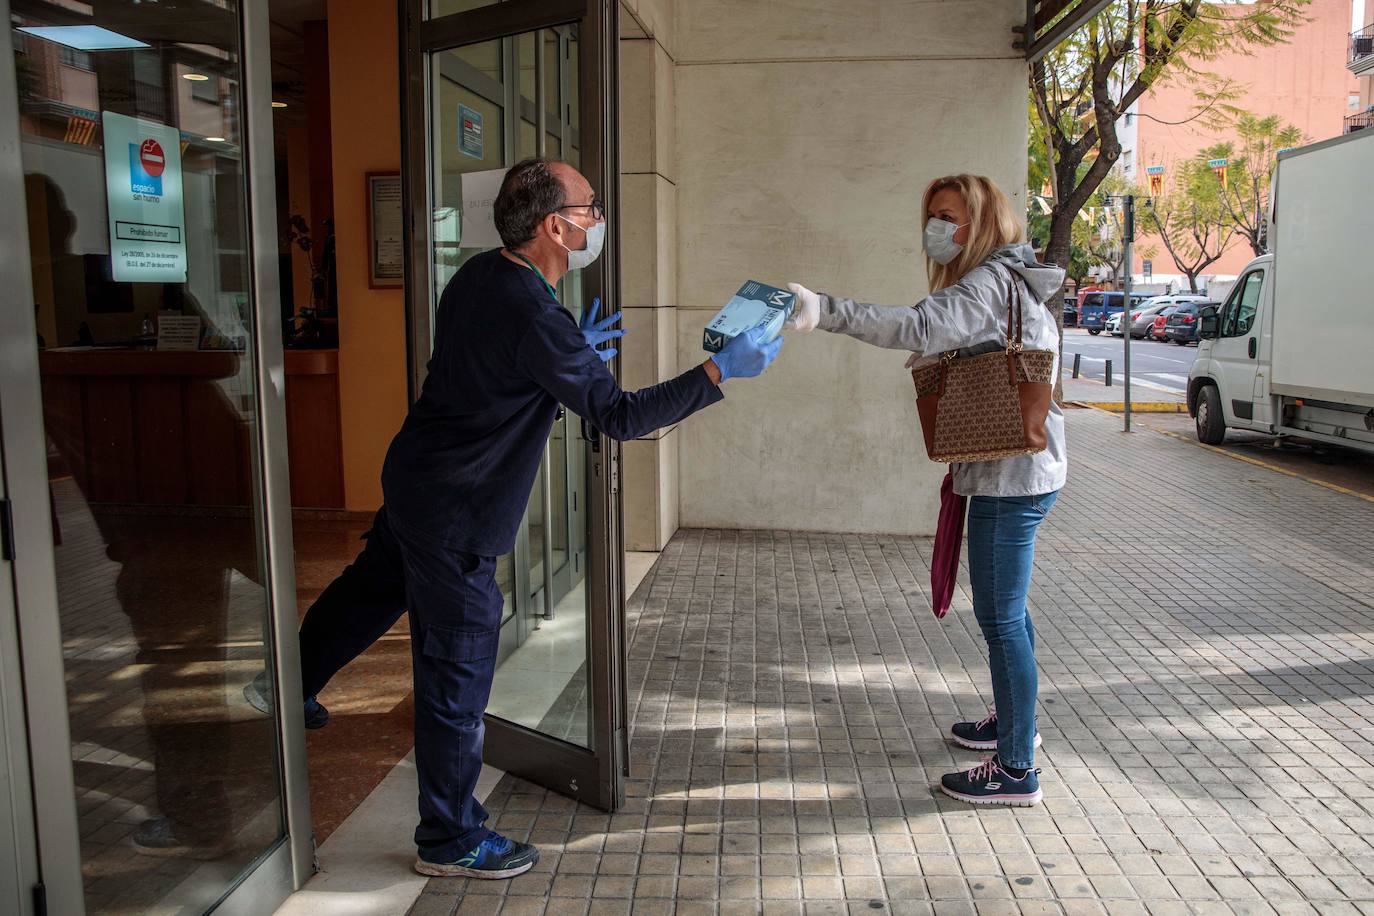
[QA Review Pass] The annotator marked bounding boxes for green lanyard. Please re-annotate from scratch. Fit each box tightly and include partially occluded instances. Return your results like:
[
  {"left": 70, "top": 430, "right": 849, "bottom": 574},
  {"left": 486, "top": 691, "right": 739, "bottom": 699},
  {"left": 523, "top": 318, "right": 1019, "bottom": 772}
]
[{"left": 510, "top": 251, "right": 557, "bottom": 299}]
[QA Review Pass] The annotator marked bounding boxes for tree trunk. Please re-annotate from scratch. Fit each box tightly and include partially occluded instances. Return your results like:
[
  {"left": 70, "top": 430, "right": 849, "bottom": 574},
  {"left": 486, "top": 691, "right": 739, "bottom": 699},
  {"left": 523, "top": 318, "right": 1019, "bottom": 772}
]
[{"left": 1047, "top": 217, "right": 1074, "bottom": 403}]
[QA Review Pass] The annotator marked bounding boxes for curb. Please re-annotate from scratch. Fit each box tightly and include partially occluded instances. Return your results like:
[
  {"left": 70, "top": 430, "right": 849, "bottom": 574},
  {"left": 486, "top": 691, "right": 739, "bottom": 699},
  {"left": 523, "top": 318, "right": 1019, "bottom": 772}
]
[{"left": 1066, "top": 401, "right": 1187, "bottom": 413}]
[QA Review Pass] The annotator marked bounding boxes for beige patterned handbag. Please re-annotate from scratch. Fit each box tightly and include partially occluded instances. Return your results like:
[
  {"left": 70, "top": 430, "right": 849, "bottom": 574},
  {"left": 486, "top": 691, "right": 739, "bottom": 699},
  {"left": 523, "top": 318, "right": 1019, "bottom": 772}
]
[{"left": 911, "top": 274, "right": 1055, "bottom": 463}]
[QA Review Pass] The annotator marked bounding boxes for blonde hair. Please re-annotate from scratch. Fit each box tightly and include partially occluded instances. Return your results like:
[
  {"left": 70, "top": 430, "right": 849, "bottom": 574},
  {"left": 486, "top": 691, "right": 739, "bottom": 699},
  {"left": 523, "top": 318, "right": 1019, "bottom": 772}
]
[{"left": 922, "top": 174, "right": 1024, "bottom": 293}]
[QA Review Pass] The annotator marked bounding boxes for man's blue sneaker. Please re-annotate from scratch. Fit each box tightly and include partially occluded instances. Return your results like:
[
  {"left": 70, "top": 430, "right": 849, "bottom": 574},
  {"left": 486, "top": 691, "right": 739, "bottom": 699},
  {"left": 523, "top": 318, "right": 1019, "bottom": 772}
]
[
  {"left": 414, "top": 833, "right": 539, "bottom": 879},
  {"left": 303, "top": 695, "right": 330, "bottom": 729},
  {"left": 950, "top": 708, "right": 1041, "bottom": 752},
  {"left": 940, "top": 756, "right": 1042, "bottom": 807}
]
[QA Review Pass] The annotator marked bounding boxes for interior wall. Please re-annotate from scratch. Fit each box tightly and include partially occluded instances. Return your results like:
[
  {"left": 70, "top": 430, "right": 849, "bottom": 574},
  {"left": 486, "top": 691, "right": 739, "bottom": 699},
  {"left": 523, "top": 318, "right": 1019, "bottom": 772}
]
[
  {"left": 326, "top": 0, "right": 407, "bottom": 511},
  {"left": 672, "top": 0, "right": 1029, "bottom": 536}
]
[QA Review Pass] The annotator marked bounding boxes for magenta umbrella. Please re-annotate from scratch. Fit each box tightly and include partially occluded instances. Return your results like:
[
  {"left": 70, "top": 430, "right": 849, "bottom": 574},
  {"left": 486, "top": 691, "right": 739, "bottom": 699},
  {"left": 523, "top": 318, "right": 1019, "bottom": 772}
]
[{"left": 931, "top": 470, "right": 967, "bottom": 619}]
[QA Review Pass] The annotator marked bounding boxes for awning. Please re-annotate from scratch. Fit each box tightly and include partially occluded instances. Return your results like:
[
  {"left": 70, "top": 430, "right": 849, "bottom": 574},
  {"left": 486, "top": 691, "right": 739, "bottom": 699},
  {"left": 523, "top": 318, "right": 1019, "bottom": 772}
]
[{"left": 1021, "top": 0, "right": 1119, "bottom": 61}]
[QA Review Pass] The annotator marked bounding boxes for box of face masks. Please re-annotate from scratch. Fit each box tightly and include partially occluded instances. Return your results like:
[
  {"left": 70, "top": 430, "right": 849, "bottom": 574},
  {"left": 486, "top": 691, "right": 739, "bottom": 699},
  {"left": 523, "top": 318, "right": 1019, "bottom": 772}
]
[{"left": 702, "top": 280, "right": 795, "bottom": 353}]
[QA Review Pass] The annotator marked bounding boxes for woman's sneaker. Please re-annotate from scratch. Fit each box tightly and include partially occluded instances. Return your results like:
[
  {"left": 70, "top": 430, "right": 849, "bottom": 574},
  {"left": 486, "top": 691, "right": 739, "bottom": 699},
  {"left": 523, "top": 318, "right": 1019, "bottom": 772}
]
[
  {"left": 950, "top": 709, "right": 1041, "bottom": 752},
  {"left": 414, "top": 833, "right": 539, "bottom": 879},
  {"left": 940, "top": 756, "right": 1042, "bottom": 807}
]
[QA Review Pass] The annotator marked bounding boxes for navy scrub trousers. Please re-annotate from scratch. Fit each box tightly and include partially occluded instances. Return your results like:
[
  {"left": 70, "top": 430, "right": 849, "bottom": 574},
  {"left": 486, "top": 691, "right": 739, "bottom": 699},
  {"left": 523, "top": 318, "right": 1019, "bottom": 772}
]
[
  {"left": 295, "top": 508, "right": 498, "bottom": 861},
  {"left": 392, "top": 512, "right": 505, "bottom": 861}
]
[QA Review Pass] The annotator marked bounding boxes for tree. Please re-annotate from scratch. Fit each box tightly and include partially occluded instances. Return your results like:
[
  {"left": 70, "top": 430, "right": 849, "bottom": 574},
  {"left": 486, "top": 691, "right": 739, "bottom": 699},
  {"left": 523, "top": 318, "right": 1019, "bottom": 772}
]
[
  {"left": 1146, "top": 157, "right": 1232, "bottom": 292},
  {"left": 1030, "top": 0, "right": 1307, "bottom": 284},
  {"left": 1203, "top": 114, "right": 1305, "bottom": 256}
]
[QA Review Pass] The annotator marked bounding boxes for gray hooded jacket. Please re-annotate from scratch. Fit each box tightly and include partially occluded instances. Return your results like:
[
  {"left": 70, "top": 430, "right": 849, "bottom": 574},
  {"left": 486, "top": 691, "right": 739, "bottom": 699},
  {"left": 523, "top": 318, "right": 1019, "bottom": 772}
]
[{"left": 818, "top": 243, "right": 1068, "bottom": 498}]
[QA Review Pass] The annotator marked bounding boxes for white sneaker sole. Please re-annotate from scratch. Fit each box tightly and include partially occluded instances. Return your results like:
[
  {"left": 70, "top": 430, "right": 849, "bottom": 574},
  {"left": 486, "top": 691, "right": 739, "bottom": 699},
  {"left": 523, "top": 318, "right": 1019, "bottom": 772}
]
[
  {"left": 939, "top": 784, "right": 1043, "bottom": 807},
  {"left": 413, "top": 856, "right": 536, "bottom": 880},
  {"left": 951, "top": 731, "right": 1042, "bottom": 752}
]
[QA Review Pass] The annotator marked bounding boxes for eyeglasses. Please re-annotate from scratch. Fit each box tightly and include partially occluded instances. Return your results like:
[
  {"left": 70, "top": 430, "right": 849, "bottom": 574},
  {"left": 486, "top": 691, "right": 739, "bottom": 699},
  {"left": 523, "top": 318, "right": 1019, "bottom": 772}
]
[{"left": 558, "top": 199, "right": 606, "bottom": 221}]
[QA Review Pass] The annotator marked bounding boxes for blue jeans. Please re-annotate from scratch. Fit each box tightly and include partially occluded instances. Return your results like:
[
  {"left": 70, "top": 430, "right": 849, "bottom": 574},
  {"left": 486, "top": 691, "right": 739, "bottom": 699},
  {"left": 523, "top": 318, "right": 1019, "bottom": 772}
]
[{"left": 966, "top": 490, "right": 1058, "bottom": 770}]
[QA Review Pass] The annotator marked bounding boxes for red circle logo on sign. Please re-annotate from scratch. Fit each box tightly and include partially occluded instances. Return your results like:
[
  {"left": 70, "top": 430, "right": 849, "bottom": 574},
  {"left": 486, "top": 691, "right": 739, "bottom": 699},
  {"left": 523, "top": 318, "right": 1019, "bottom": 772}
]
[{"left": 139, "top": 139, "right": 166, "bottom": 178}]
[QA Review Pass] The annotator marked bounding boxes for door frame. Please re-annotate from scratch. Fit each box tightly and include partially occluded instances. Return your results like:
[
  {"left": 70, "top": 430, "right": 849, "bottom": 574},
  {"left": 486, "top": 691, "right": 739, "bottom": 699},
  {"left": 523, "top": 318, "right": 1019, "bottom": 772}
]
[
  {"left": 1215, "top": 266, "right": 1267, "bottom": 429},
  {"left": 0, "top": 0, "right": 314, "bottom": 909},
  {"left": 398, "top": 0, "right": 627, "bottom": 811},
  {"left": 0, "top": 3, "right": 89, "bottom": 909}
]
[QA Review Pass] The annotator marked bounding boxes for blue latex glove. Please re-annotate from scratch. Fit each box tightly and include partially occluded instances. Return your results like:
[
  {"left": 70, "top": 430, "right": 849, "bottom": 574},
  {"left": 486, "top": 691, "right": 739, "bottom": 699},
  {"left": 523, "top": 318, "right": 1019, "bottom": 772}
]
[
  {"left": 710, "top": 323, "right": 783, "bottom": 382},
  {"left": 580, "top": 297, "right": 624, "bottom": 363}
]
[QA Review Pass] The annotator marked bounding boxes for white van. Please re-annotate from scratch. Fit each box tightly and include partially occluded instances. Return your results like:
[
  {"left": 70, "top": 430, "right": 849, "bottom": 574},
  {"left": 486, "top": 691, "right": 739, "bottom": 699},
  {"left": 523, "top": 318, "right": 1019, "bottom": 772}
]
[{"left": 1188, "top": 130, "right": 1374, "bottom": 455}]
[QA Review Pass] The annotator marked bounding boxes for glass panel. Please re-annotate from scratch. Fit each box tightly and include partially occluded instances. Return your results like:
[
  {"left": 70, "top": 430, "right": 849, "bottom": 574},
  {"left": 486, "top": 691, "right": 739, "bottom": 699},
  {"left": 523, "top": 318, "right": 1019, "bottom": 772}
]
[
  {"left": 516, "top": 33, "right": 539, "bottom": 159},
  {"left": 430, "top": 25, "right": 591, "bottom": 748},
  {"left": 12, "top": 3, "right": 283, "bottom": 913},
  {"left": 1224, "top": 272, "right": 1263, "bottom": 337},
  {"left": 550, "top": 416, "right": 569, "bottom": 573},
  {"left": 430, "top": 0, "right": 505, "bottom": 18},
  {"left": 431, "top": 40, "right": 506, "bottom": 297}
]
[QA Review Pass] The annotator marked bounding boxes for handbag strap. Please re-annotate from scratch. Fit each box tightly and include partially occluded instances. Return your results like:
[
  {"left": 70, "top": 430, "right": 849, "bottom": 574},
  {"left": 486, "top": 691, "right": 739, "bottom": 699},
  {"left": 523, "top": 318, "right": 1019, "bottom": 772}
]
[
  {"left": 1004, "top": 267, "right": 1026, "bottom": 386},
  {"left": 937, "top": 264, "right": 1033, "bottom": 390}
]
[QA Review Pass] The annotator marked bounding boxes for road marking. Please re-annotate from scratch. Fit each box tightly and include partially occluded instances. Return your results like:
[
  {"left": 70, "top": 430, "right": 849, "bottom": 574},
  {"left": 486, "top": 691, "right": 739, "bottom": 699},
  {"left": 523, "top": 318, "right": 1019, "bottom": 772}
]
[{"left": 1147, "top": 373, "right": 1191, "bottom": 384}]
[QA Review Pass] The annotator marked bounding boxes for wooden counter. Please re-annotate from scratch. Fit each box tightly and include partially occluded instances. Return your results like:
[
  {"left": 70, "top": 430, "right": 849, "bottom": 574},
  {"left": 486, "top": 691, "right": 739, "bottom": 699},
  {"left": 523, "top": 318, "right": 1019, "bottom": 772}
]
[
  {"left": 282, "top": 348, "right": 345, "bottom": 508},
  {"left": 40, "top": 347, "right": 344, "bottom": 509}
]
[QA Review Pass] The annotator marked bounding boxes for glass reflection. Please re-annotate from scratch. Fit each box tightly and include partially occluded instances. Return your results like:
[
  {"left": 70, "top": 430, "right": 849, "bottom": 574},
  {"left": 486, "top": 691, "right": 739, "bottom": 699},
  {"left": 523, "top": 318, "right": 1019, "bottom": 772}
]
[
  {"left": 14, "top": 4, "right": 283, "bottom": 913},
  {"left": 429, "top": 27, "right": 591, "bottom": 748}
]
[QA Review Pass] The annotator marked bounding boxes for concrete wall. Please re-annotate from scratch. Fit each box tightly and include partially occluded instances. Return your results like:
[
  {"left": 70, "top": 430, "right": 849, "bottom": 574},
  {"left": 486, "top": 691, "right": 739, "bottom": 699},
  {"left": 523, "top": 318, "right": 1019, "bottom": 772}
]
[
  {"left": 670, "top": 0, "right": 1029, "bottom": 536},
  {"left": 619, "top": 0, "right": 682, "bottom": 549}
]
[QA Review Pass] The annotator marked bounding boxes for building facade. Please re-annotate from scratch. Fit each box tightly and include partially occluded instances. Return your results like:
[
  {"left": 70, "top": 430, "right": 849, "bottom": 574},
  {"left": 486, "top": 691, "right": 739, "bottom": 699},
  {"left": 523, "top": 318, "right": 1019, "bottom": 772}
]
[{"left": 1126, "top": 0, "right": 1360, "bottom": 288}]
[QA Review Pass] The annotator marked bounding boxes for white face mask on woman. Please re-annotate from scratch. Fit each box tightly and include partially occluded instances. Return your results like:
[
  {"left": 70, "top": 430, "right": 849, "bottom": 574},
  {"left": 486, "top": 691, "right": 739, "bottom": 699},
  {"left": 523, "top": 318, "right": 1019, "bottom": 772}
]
[{"left": 923, "top": 217, "right": 967, "bottom": 266}]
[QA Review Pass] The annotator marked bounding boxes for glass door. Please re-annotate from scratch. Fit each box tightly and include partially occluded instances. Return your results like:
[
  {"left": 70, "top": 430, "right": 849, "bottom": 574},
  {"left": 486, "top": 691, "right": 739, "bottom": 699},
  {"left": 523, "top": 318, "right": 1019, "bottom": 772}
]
[
  {"left": 0, "top": 0, "right": 310, "bottom": 912},
  {"left": 401, "top": 0, "right": 625, "bottom": 809}
]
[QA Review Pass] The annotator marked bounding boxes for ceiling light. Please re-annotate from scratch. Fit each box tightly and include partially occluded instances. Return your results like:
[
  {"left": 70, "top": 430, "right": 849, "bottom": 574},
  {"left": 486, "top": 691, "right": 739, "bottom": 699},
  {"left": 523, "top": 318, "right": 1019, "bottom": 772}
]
[
  {"left": 18, "top": 25, "right": 150, "bottom": 51},
  {"left": 205, "top": 136, "right": 226, "bottom": 142},
  {"left": 182, "top": 72, "right": 210, "bottom": 81},
  {"left": 271, "top": 101, "right": 288, "bottom": 109}
]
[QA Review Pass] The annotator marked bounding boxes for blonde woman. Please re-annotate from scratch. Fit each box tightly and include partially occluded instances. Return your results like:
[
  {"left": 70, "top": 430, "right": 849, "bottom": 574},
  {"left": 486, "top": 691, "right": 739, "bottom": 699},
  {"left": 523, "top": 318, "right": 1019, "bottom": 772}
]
[{"left": 786, "top": 174, "right": 1067, "bottom": 806}]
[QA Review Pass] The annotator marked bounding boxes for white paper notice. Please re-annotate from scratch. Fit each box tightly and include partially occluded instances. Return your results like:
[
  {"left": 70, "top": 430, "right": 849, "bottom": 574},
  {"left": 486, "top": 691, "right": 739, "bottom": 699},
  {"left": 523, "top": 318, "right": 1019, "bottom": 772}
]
[
  {"left": 458, "top": 168, "right": 507, "bottom": 249},
  {"left": 156, "top": 315, "right": 202, "bottom": 351},
  {"left": 101, "top": 111, "right": 187, "bottom": 283}
]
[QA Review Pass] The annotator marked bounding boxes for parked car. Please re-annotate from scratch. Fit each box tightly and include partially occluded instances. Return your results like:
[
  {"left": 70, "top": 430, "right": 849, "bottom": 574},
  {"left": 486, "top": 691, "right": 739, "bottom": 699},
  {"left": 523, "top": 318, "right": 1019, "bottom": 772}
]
[
  {"left": 1163, "top": 301, "right": 1219, "bottom": 345},
  {"left": 1078, "top": 291, "right": 1151, "bottom": 335},
  {"left": 1149, "top": 307, "right": 1178, "bottom": 340},
  {"left": 1127, "top": 301, "right": 1181, "bottom": 338},
  {"left": 1107, "top": 302, "right": 1166, "bottom": 337},
  {"left": 1062, "top": 296, "right": 1078, "bottom": 327}
]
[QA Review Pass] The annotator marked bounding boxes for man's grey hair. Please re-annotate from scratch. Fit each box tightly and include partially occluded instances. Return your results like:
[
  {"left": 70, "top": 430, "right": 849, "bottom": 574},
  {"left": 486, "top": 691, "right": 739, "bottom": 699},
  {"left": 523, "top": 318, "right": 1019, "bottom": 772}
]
[{"left": 494, "top": 158, "right": 566, "bottom": 248}]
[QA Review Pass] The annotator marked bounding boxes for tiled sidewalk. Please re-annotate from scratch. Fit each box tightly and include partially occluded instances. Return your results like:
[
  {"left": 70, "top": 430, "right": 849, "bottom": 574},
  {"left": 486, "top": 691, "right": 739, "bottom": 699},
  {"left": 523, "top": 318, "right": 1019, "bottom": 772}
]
[{"left": 411, "top": 407, "right": 1374, "bottom": 915}]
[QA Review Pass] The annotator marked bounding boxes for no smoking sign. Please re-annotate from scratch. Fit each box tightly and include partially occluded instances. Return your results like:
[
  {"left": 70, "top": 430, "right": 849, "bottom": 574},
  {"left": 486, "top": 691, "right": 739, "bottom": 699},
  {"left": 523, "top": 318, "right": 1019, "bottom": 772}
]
[{"left": 139, "top": 138, "right": 166, "bottom": 178}]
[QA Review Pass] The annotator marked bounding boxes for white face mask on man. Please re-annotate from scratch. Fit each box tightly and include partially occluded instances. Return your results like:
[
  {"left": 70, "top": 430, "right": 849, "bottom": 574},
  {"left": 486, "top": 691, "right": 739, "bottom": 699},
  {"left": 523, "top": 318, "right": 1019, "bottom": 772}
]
[
  {"left": 923, "top": 217, "right": 967, "bottom": 266},
  {"left": 556, "top": 214, "right": 606, "bottom": 270}
]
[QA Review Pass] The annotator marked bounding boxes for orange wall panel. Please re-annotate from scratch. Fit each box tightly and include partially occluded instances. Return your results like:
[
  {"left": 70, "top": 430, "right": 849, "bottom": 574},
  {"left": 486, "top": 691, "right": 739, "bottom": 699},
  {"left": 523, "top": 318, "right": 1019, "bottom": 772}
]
[{"left": 327, "top": 0, "right": 407, "bottom": 510}]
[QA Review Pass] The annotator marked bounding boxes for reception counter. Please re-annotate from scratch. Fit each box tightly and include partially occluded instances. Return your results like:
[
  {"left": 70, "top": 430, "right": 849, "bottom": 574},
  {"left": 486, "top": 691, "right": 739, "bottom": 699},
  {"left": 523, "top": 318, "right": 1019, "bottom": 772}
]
[{"left": 39, "top": 347, "right": 345, "bottom": 509}]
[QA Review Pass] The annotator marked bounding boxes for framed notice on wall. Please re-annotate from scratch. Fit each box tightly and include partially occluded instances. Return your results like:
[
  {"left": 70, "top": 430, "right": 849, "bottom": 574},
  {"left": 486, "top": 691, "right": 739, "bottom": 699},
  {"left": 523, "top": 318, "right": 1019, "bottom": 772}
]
[{"left": 367, "top": 171, "right": 403, "bottom": 288}]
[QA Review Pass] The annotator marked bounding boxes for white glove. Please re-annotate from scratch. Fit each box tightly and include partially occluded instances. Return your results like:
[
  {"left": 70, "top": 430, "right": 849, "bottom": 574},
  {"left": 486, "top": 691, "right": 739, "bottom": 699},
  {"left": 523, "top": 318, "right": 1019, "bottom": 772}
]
[{"left": 784, "top": 283, "right": 822, "bottom": 332}]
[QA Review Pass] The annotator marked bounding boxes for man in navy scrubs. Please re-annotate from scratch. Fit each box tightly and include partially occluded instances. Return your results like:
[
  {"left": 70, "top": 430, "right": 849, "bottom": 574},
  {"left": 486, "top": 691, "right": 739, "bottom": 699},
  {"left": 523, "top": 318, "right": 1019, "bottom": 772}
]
[{"left": 260, "top": 158, "right": 782, "bottom": 879}]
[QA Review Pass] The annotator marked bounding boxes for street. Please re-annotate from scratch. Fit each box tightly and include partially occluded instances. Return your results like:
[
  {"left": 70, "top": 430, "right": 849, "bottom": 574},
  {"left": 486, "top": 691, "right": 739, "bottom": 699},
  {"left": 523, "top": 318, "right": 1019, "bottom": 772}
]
[{"left": 1061, "top": 325, "right": 1198, "bottom": 393}]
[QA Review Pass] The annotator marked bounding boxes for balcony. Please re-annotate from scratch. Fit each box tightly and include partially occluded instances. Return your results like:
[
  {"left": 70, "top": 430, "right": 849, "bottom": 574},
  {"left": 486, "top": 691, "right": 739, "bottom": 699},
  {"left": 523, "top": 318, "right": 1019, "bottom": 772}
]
[
  {"left": 1352, "top": 23, "right": 1374, "bottom": 74},
  {"left": 1346, "top": 111, "right": 1374, "bottom": 134}
]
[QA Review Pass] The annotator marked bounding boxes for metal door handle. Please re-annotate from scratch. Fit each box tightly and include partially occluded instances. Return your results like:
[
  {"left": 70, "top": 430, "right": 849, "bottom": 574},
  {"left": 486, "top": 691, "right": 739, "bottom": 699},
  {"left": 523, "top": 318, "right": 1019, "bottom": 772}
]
[
  {"left": 1248, "top": 338, "right": 1256, "bottom": 358},
  {"left": 581, "top": 417, "right": 601, "bottom": 452}
]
